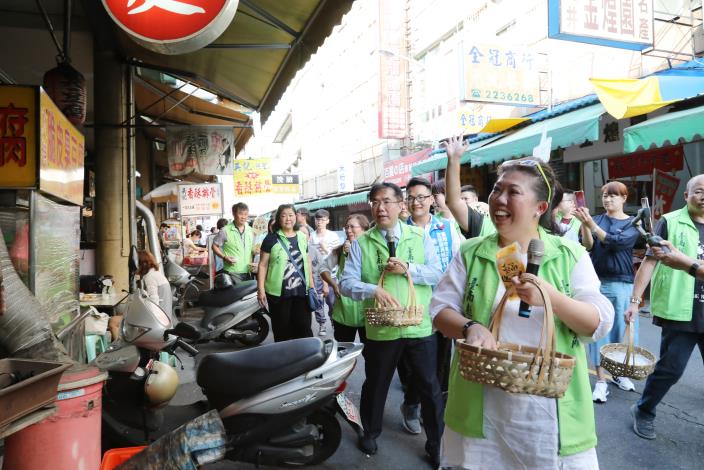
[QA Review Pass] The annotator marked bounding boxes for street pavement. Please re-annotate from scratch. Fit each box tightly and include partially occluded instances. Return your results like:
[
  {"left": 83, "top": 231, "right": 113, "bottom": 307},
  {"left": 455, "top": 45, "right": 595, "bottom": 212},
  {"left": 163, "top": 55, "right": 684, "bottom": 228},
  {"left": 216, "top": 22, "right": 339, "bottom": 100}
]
[{"left": 178, "top": 310, "right": 703, "bottom": 470}]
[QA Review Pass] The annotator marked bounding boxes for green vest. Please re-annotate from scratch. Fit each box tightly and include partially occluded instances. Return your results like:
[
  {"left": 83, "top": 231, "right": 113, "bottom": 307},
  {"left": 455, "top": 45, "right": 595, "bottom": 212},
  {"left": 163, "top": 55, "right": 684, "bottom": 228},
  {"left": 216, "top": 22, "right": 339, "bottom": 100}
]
[
  {"left": 357, "top": 224, "right": 433, "bottom": 341},
  {"left": 264, "top": 230, "right": 310, "bottom": 297},
  {"left": 479, "top": 216, "right": 496, "bottom": 236},
  {"left": 331, "top": 253, "right": 364, "bottom": 327},
  {"left": 651, "top": 207, "right": 699, "bottom": 321},
  {"left": 222, "top": 223, "right": 254, "bottom": 274},
  {"left": 445, "top": 228, "right": 597, "bottom": 456}
]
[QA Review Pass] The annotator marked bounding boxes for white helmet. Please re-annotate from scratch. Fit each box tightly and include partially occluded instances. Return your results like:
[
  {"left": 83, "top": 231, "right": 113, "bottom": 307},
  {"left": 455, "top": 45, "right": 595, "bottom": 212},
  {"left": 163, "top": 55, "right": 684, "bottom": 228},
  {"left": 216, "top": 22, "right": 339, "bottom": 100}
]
[{"left": 144, "top": 360, "right": 179, "bottom": 407}]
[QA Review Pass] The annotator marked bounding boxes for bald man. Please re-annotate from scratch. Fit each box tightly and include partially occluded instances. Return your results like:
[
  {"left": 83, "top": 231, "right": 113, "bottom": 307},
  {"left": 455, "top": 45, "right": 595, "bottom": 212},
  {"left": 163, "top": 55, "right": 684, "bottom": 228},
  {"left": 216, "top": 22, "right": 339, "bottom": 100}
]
[{"left": 626, "top": 174, "right": 704, "bottom": 440}]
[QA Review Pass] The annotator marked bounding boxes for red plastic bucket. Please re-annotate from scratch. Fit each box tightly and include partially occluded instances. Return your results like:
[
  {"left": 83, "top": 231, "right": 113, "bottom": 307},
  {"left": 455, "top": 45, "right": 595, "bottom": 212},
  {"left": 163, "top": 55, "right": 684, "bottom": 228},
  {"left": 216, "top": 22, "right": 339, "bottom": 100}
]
[{"left": 3, "top": 366, "right": 107, "bottom": 470}]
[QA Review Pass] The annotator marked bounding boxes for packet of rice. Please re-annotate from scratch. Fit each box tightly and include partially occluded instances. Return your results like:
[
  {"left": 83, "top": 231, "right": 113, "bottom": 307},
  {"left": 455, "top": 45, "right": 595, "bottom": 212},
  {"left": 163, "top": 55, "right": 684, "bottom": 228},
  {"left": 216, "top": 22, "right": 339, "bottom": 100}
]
[{"left": 496, "top": 242, "right": 525, "bottom": 300}]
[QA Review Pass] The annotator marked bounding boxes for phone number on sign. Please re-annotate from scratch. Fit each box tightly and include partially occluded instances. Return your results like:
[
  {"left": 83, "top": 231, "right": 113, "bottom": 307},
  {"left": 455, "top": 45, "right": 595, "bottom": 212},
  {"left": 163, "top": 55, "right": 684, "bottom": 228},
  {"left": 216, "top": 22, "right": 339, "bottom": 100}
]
[{"left": 472, "top": 89, "right": 535, "bottom": 103}]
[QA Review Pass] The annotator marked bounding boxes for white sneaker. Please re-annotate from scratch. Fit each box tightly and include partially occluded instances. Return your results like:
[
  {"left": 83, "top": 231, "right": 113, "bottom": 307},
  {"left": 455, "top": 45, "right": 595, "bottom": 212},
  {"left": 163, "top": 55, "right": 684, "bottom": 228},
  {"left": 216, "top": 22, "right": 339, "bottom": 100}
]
[
  {"left": 611, "top": 376, "right": 635, "bottom": 392},
  {"left": 592, "top": 381, "right": 609, "bottom": 403},
  {"left": 318, "top": 325, "right": 327, "bottom": 336}
]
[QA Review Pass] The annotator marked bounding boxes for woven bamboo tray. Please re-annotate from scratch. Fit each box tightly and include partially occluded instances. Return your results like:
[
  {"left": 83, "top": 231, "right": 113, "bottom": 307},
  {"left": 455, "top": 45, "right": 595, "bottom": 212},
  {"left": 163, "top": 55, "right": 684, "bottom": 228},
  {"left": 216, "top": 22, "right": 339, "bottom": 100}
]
[
  {"left": 600, "top": 321, "right": 655, "bottom": 380},
  {"left": 458, "top": 276, "right": 575, "bottom": 398},
  {"left": 365, "top": 267, "right": 423, "bottom": 327}
]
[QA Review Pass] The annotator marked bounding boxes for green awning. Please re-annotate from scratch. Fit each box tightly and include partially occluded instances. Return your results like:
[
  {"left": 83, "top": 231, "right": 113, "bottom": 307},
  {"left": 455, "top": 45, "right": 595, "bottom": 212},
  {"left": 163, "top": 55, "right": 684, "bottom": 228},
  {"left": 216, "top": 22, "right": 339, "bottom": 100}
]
[
  {"left": 297, "top": 191, "right": 369, "bottom": 211},
  {"left": 411, "top": 135, "right": 504, "bottom": 176},
  {"left": 469, "top": 104, "right": 606, "bottom": 167},
  {"left": 623, "top": 105, "right": 704, "bottom": 153}
]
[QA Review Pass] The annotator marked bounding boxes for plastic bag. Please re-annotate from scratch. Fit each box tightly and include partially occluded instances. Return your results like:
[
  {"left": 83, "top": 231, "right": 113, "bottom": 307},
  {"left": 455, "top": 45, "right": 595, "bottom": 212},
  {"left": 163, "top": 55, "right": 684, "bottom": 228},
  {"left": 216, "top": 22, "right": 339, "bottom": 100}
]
[{"left": 84, "top": 306, "right": 110, "bottom": 335}]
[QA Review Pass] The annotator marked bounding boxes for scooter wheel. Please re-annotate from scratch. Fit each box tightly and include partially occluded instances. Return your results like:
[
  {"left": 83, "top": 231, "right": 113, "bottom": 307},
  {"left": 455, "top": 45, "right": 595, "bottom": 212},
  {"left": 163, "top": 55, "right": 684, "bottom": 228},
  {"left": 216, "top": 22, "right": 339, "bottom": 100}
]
[
  {"left": 283, "top": 410, "right": 342, "bottom": 467},
  {"left": 236, "top": 311, "right": 270, "bottom": 346}
]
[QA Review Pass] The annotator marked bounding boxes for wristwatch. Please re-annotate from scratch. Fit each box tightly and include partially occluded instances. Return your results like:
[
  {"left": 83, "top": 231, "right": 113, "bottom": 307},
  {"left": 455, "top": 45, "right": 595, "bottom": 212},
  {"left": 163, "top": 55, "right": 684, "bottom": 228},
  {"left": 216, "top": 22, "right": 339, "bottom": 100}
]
[
  {"left": 629, "top": 296, "right": 642, "bottom": 305},
  {"left": 462, "top": 320, "right": 479, "bottom": 337},
  {"left": 689, "top": 262, "right": 701, "bottom": 277}
]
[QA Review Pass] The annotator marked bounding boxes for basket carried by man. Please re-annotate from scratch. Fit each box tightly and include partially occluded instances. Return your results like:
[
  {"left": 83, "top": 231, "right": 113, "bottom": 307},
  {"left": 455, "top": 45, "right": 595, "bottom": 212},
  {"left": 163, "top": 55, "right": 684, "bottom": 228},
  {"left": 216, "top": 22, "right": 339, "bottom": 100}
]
[
  {"left": 600, "top": 321, "right": 655, "bottom": 380},
  {"left": 365, "top": 269, "right": 423, "bottom": 327},
  {"left": 457, "top": 276, "right": 575, "bottom": 398}
]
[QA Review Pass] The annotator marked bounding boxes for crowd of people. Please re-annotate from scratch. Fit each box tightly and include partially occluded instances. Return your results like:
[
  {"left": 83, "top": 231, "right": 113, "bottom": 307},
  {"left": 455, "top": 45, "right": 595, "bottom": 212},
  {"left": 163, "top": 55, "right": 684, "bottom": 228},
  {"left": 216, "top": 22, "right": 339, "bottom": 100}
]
[{"left": 167, "top": 139, "right": 703, "bottom": 469}]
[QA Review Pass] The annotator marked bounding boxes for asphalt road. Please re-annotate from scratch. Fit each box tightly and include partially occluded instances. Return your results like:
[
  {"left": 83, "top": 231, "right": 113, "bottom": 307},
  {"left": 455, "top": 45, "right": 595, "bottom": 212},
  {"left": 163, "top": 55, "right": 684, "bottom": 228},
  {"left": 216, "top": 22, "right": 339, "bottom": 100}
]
[{"left": 177, "top": 310, "right": 703, "bottom": 470}]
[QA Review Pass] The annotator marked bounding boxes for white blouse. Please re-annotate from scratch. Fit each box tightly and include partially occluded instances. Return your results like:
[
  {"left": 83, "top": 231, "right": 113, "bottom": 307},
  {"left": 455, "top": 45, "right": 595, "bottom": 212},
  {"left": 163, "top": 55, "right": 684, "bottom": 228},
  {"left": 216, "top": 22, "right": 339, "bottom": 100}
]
[{"left": 429, "top": 252, "right": 614, "bottom": 470}]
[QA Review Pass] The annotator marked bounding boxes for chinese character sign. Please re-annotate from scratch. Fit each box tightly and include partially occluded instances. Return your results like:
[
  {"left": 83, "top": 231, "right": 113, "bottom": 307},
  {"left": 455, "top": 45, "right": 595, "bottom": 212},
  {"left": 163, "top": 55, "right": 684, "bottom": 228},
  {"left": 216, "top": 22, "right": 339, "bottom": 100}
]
[
  {"left": 652, "top": 169, "right": 679, "bottom": 221},
  {"left": 548, "top": 0, "right": 653, "bottom": 50},
  {"left": 178, "top": 183, "right": 223, "bottom": 217},
  {"left": 458, "top": 109, "right": 493, "bottom": 133},
  {"left": 167, "top": 126, "right": 235, "bottom": 177},
  {"left": 463, "top": 43, "right": 540, "bottom": 106},
  {"left": 233, "top": 158, "right": 272, "bottom": 196},
  {"left": 271, "top": 174, "right": 300, "bottom": 194},
  {"left": 0, "top": 86, "right": 37, "bottom": 188},
  {"left": 607, "top": 145, "right": 683, "bottom": 179},
  {"left": 39, "top": 89, "right": 85, "bottom": 205},
  {"left": 383, "top": 149, "right": 431, "bottom": 187}
]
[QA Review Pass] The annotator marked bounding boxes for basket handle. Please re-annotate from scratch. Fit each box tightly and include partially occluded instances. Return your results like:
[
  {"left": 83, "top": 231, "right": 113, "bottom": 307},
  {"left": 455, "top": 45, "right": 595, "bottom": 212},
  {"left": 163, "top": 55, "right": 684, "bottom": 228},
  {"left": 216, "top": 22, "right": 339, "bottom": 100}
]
[
  {"left": 623, "top": 320, "right": 635, "bottom": 367},
  {"left": 374, "top": 264, "right": 416, "bottom": 308}
]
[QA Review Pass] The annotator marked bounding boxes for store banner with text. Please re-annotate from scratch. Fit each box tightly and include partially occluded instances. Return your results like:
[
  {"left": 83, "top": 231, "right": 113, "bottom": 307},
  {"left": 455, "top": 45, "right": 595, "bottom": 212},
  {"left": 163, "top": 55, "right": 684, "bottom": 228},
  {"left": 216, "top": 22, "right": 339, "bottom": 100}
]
[
  {"left": 0, "top": 86, "right": 37, "bottom": 188},
  {"left": 383, "top": 149, "right": 431, "bottom": 187},
  {"left": 271, "top": 174, "right": 300, "bottom": 194},
  {"left": 178, "top": 183, "right": 223, "bottom": 217},
  {"left": 607, "top": 145, "right": 684, "bottom": 179},
  {"left": 233, "top": 158, "right": 272, "bottom": 195},
  {"left": 378, "top": 0, "right": 408, "bottom": 139},
  {"left": 548, "top": 0, "right": 654, "bottom": 50},
  {"left": 462, "top": 42, "right": 540, "bottom": 106},
  {"left": 652, "top": 169, "right": 679, "bottom": 221},
  {"left": 167, "top": 126, "right": 234, "bottom": 177}
]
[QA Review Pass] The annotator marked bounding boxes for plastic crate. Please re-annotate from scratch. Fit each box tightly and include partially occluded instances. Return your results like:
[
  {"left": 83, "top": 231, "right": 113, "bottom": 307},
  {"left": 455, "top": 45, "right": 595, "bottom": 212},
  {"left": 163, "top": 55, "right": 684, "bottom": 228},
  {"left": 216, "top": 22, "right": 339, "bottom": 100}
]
[{"left": 100, "top": 446, "right": 146, "bottom": 470}]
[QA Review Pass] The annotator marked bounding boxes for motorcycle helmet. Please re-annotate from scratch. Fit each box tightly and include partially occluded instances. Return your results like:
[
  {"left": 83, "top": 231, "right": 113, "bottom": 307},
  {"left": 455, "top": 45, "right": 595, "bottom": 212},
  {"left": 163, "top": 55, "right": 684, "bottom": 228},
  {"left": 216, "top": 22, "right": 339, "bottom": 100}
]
[
  {"left": 214, "top": 273, "right": 234, "bottom": 290},
  {"left": 144, "top": 360, "right": 179, "bottom": 407}
]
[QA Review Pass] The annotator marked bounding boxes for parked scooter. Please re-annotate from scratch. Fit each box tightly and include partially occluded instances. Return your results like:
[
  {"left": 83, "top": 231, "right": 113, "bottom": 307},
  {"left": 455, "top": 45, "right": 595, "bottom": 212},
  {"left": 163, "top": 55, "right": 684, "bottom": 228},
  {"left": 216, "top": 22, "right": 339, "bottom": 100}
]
[{"left": 95, "top": 249, "right": 364, "bottom": 466}]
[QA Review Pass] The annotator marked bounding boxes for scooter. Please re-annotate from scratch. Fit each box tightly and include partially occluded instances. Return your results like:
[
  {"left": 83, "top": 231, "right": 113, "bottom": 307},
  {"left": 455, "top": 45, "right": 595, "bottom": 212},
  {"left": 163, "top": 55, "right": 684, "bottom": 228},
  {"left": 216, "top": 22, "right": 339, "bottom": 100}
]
[{"left": 95, "top": 250, "right": 364, "bottom": 466}]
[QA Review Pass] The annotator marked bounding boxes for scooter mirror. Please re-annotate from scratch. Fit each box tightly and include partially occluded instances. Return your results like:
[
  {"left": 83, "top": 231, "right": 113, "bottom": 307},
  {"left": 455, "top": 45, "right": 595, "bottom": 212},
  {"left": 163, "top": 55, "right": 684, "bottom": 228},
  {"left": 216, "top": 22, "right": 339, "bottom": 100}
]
[{"left": 165, "top": 322, "right": 201, "bottom": 341}]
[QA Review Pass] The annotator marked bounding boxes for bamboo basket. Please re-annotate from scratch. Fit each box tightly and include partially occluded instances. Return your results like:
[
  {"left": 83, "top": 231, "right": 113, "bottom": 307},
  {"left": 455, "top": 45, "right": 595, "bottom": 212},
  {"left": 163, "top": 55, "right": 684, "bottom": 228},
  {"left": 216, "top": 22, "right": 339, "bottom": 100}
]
[
  {"left": 600, "top": 321, "right": 655, "bottom": 380},
  {"left": 457, "top": 276, "right": 576, "bottom": 398},
  {"left": 365, "top": 268, "right": 423, "bottom": 327}
]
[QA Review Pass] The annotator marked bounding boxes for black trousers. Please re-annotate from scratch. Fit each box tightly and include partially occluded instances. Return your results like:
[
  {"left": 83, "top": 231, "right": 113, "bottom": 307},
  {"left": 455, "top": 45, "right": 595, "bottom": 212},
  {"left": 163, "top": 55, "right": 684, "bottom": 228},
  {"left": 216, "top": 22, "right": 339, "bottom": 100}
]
[
  {"left": 638, "top": 325, "right": 704, "bottom": 417},
  {"left": 361, "top": 336, "right": 444, "bottom": 453},
  {"left": 332, "top": 320, "right": 367, "bottom": 344},
  {"left": 398, "top": 331, "right": 452, "bottom": 405},
  {"left": 265, "top": 294, "right": 313, "bottom": 342}
]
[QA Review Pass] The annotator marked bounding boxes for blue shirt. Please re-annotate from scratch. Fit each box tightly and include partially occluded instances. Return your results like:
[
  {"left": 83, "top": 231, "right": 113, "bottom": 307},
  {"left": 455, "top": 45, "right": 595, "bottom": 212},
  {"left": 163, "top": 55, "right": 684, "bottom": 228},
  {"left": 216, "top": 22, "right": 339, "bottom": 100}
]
[
  {"left": 588, "top": 214, "right": 640, "bottom": 283},
  {"left": 407, "top": 214, "right": 462, "bottom": 272},
  {"left": 339, "top": 221, "right": 443, "bottom": 301}
]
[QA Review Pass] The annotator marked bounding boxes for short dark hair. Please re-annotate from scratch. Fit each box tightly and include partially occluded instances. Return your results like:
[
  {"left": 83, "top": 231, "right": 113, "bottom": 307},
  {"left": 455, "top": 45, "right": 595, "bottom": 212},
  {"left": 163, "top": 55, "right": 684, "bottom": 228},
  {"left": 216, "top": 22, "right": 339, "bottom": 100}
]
[
  {"left": 160, "top": 223, "right": 168, "bottom": 229},
  {"left": 232, "top": 202, "right": 248, "bottom": 214},
  {"left": 460, "top": 184, "right": 477, "bottom": 195},
  {"left": 406, "top": 177, "right": 432, "bottom": 193},
  {"left": 196, "top": 224, "right": 203, "bottom": 231},
  {"left": 216, "top": 218, "right": 228, "bottom": 229},
  {"left": 431, "top": 179, "right": 446, "bottom": 196},
  {"left": 369, "top": 182, "right": 403, "bottom": 201},
  {"left": 272, "top": 204, "right": 300, "bottom": 233},
  {"left": 190, "top": 229, "right": 202, "bottom": 238},
  {"left": 296, "top": 207, "right": 309, "bottom": 216},
  {"left": 314, "top": 209, "right": 330, "bottom": 219}
]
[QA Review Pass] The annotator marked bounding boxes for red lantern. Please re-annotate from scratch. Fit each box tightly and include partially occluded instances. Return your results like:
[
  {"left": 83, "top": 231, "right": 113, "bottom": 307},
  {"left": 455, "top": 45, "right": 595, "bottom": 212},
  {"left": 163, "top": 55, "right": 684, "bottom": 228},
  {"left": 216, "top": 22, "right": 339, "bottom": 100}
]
[{"left": 42, "top": 61, "right": 87, "bottom": 126}]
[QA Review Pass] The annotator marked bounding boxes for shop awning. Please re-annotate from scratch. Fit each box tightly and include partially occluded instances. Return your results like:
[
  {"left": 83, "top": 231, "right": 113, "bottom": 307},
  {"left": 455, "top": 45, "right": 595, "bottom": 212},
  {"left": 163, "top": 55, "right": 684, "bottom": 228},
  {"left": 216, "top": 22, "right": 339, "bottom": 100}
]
[
  {"left": 477, "top": 118, "right": 530, "bottom": 134},
  {"left": 411, "top": 134, "right": 504, "bottom": 176},
  {"left": 623, "top": 104, "right": 704, "bottom": 153},
  {"left": 590, "top": 77, "right": 678, "bottom": 119},
  {"left": 469, "top": 103, "right": 606, "bottom": 167},
  {"left": 297, "top": 191, "right": 370, "bottom": 211}
]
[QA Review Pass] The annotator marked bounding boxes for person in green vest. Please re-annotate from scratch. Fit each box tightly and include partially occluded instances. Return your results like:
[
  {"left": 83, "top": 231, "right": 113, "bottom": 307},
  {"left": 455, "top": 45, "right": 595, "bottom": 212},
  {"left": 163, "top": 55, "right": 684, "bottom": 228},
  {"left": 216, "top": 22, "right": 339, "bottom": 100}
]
[
  {"left": 431, "top": 147, "right": 615, "bottom": 469},
  {"left": 319, "top": 213, "right": 370, "bottom": 343},
  {"left": 339, "top": 182, "right": 444, "bottom": 467},
  {"left": 256, "top": 204, "right": 314, "bottom": 342},
  {"left": 626, "top": 174, "right": 704, "bottom": 440},
  {"left": 212, "top": 203, "right": 255, "bottom": 283}
]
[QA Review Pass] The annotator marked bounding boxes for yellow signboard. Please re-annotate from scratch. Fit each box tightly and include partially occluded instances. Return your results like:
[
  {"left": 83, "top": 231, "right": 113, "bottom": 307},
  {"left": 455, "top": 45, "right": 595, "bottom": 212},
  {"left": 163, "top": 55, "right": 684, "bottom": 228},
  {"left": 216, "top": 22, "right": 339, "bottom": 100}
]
[
  {"left": 39, "top": 89, "right": 85, "bottom": 205},
  {"left": 0, "top": 86, "right": 37, "bottom": 188},
  {"left": 233, "top": 158, "right": 272, "bottom": 196}
]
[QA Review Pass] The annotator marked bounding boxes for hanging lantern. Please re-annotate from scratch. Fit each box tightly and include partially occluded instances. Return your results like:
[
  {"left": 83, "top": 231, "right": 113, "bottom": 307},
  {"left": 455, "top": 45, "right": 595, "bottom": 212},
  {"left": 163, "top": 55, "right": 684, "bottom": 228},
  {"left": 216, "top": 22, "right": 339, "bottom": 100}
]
[{"left": 42, "top": 61, "right": 87, "bottom": 126}]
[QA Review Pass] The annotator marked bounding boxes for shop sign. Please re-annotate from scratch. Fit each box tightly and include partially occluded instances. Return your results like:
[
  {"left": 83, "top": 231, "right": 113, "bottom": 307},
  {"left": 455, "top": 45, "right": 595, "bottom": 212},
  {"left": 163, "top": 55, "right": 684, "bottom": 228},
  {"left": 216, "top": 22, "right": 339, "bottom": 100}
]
[
  {"left": 548, "top": 0, "right": 654, "bottom": 51},
  {"left": 0, "top": 86, "right": 36, "bottom": 188},
  {"left": 652, "top": 169, "right": 679, "bottom": 221},
  {"left": 271, "top": 174, "right": 300, "bottom": 194},
  {"left": 167, "top": 126, "right": 234, "bottom": 177},
  {"left": 607, "top": 145, "right": 683, "bottom": 179},
  {"left": 178, "top": 183, "right": 223, "bottom": 216},
  {"left": 383, "top": 149, "right": 431, "bottom": 187},
  {"left": 102, "top": 0, "right": 239, "bottom": 55},
  {"left": 39, "top": 89, "right": 85, "bottom": 206},
  {"left": 233, "top": 158, "right": 272, "bottom": 195},
  {"left": 337, "top": 161, "right": 354, "bottom": 193},
  {"left": 378, "top": 0, "right": 408, "bottom": 139},
  {"left": 563, "top": 113, "right": 624, "bottom": 163}
]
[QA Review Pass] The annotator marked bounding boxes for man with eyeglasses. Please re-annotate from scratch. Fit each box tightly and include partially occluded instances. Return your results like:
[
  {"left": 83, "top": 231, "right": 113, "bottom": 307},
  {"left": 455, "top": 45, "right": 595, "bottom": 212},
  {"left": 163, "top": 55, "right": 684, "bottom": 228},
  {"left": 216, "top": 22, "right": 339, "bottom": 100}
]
[
  {"left": 340, "top": 182, "right": 444, "bottom": 467},
  {"left": 626, "top": 174, "right": 704, "bottom": 440},
  {"left": 398, "top": 177, "right": 463, "bottom": 436}
]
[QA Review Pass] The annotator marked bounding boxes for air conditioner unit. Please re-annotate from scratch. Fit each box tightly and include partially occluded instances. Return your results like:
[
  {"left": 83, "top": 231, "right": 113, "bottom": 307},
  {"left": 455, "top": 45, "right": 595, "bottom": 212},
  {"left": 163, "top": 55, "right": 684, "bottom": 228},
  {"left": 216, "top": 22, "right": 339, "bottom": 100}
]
[{"left": 695, "top": 24, "right": 704, "bottom": 56}]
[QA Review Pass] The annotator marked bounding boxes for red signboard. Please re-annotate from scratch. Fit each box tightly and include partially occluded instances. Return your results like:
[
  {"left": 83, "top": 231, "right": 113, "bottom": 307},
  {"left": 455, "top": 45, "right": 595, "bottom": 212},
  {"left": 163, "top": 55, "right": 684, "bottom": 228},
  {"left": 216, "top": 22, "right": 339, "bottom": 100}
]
[
  {"left": 383, "top": 149, "right": 431, "bottom": 187},
  {"left": 102, "top": 0, "right": 238, "bottom": 54},
  {"left": 607, "top": 145, "right": 684, "bottom": 179},
  {"left": 652, "top": 169, "right": 680, "bottom": 221}
]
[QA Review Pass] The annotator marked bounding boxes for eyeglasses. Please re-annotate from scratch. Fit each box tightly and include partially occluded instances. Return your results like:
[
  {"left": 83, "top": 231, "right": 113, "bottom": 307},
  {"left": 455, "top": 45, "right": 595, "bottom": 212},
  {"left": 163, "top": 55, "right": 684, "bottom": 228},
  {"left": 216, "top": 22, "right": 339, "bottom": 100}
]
[
  {"left": 406, "top": 194, "right": 432, "bottom": 204},
  {"left": 500, "top": 159, "right": 553, "bottom": 204},
  {"left": 369, "top": 199, "right": 402, "bottom": 209}
]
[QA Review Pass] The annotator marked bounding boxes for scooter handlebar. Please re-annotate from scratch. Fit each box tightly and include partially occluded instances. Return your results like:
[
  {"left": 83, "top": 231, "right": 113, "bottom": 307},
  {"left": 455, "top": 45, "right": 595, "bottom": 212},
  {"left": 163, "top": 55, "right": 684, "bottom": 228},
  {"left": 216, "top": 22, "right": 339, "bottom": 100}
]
[{"left": 176, "top": 338, "right": 199, "bottom": 356}]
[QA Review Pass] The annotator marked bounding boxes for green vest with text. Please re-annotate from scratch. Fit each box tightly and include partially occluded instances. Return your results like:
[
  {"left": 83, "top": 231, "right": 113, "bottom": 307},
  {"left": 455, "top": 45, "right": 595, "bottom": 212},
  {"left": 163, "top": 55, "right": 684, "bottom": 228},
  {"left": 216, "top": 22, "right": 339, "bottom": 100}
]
[
  {"left": 331, "top": 253, "right": 364, "bottom": 327},
  {"left": 445, "top": 229, "right": 596, "bottom": 456},
  {"left": 357, "top": 224, "right": 433, "bottom": 341},
  {"left": 264, "top": 230, "right": 310, "bottom": 297},
  {"left": 651, "top": 207, "right": 700, "bottom": 321},
  {"left": 223, "top": 223, "right": 254, "bottom": 274}
]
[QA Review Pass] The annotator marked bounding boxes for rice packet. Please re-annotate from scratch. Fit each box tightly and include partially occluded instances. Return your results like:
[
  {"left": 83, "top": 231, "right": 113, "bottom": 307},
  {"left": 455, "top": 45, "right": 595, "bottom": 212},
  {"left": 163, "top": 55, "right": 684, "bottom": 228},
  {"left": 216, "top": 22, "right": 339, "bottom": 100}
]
[{"left": 496, "top": 242, "right": 525, "bottom": 300}]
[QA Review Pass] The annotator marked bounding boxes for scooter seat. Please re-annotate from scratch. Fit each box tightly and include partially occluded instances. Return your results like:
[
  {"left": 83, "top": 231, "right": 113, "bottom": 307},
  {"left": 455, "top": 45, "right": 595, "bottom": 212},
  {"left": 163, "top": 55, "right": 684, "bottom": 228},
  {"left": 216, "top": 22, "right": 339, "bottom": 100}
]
[
  {"left": 197, "top": 281, "right": 257, "bottom": 308},
  {"left": 197, "top": 337, "right": 328, "bottom": 410}
]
